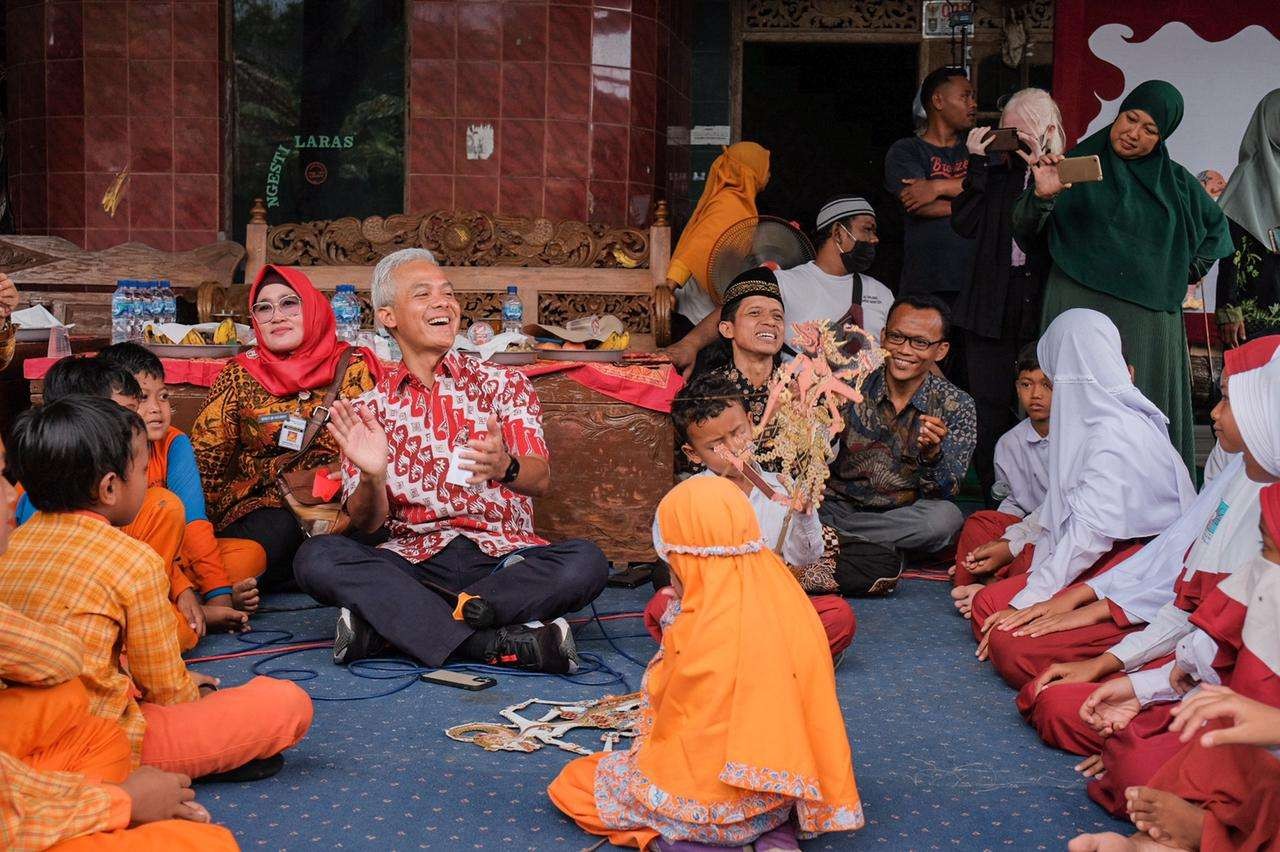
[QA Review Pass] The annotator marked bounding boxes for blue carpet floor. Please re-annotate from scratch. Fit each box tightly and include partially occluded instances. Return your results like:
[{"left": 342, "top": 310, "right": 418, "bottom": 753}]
[{"left": 187, "top": 579, "right": 1130, "bottom": 849}]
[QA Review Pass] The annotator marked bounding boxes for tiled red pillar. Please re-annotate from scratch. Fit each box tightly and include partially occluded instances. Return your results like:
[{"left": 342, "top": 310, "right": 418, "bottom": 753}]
[
  {"left": 5, "top": 0, "right": 222, "bottom": 252},
  {"left": 406, "top": 0, "right": 692, "bottom": 227}
]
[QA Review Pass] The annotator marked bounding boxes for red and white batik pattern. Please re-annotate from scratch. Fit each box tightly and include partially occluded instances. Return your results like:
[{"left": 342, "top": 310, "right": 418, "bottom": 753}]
[{"left": 342, "top": 352, "right": 550, "bottom": 563}]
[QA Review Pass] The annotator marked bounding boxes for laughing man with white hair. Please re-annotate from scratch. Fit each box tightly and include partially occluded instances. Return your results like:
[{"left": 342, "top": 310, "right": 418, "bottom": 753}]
[{"left": 293, "top": 248, "right": 609, "bottom": 673}]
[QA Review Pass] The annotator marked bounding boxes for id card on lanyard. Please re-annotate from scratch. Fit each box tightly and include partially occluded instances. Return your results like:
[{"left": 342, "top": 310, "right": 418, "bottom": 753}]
[{"left": 278, "top": 414, "right": 308, "bottom": 451}]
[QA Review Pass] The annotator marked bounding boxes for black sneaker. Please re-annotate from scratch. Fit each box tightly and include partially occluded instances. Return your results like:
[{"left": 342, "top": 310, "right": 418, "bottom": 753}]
[
  {"left": 485, "top": 617, "right": 581, "bottom": 674},
  {"left": 332, "top": 607, "right": 387, "bottom": 666}
]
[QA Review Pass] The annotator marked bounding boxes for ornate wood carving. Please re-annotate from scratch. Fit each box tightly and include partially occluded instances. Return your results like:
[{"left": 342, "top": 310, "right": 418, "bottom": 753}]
[
  {"left": 461, "top": 291, "right": 506, "bottom": 321},
  {"left": 0, "top": 236, "right": 243, "bottom": 289},
  {"left": 744, "top": 0, "right": 919, "bottom": 32},
  {"left": 265, "top": 210, "right": 650, "bottom": 270},
  {"left": 974, "top": 1, "right": 1053, "bottom": 32},
  {"left": 0, "top": 242, "right": 57, "bottom": 275},
  {"left": 536, "top": 379, "right": 673, "bottom": 563},
  {"left": 743, "top": 0, "right": 1052, "bottom": 33},
  {"left": 537, "top": 293, "right": 653, "bottom": 334}
]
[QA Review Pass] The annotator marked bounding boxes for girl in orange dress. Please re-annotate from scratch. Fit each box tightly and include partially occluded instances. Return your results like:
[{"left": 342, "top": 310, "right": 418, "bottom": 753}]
[{"left": 547, "top": 475, "right": 863, "bottom": 850}]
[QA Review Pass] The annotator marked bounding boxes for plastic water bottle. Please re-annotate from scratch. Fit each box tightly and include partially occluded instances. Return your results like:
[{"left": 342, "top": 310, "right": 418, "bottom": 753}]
[
  {"left": 332, "top": 284, "right": 361, "bottom": 344},
  {"left": 157, "top": 279, "right": 177, "bottom": 324},
  {"left": 501, "top": 284, "right": 522, "bottom": 334},
  {"left": 378, "top": 326, "right": 401, "bottom": 362},
  {"left": 111, "top": 279, "right": 132, "bottom": 343},
  {"left": 126, "top": 281, "right": 147, "bottom": 342}
]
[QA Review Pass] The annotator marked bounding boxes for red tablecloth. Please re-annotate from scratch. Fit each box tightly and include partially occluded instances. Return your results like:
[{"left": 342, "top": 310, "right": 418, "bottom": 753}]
[{"left": 25, "top": 353, "right": 685, "bottom": 413}]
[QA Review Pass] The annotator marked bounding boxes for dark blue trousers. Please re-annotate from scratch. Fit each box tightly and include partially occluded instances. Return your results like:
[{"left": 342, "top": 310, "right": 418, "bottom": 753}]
[{"left": 293, "top": 533, "right": 608, "bottom": 666}]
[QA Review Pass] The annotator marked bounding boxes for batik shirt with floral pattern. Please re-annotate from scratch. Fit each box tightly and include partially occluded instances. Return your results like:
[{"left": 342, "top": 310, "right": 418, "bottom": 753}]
[
  {"left": 341, "top": 353, "right": 550, "bottom": 563},
  {"left": 826, "top": 365, "right": 976, "bottom": 511},
  {"left": 191, "top": 352, "right": 379, "bottom": 528}
]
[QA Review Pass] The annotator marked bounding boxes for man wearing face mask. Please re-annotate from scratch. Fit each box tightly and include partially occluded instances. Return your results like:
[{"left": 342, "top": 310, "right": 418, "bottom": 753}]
[{"left": 774, "top": 195, "right": 894, "bottom": 344}]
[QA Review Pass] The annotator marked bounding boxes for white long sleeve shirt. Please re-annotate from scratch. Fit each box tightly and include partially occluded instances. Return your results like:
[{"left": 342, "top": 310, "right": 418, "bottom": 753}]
[
  {"left": 1010, "top": 514, "right": 1114, "bottom": 609},
  {"left": 1129, "top": 627, "right": 1222, "bottom": 706},
  {"left": 652, "top": 469, "right": 823, "bottom": 569}
]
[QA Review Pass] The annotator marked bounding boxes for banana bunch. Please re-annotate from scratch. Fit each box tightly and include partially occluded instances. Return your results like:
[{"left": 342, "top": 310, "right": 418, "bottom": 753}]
[
  {"left": 143, "top": 318, "right": 238, "bottom": 346},
  {"left": 597, "top": 331, "right": 630, "bottom": 351}
]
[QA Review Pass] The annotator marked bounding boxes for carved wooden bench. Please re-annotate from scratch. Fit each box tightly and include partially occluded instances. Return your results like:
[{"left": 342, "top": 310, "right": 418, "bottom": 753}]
[
  {"left": 0, "top": 236, "right": 244, "bottom": 337},
  {"left": 197, "top": 200, "right": 676, "bottom": 350}
]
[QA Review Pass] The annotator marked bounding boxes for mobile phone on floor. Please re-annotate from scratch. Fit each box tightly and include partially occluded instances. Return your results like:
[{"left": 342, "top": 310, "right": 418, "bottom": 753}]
[{"left": 420, "top": 670, "right": 497, "bottom": 691}]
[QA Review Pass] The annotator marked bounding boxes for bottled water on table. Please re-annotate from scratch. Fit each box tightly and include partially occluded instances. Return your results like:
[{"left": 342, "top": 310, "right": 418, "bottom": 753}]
[
  {"left": 332, "top": 284, "right": 361, "bottom": 343},
  {"left": 502, "top": 284, "right": 523, "bottom": 334},
  {"left": 157, "top": 279, "right": 177, "bottom": 324},
  {"left": 110, "top": 279, "right": 133, "bottom": 344},
  {"left": 134, "top": 281, "right": 153, "bottom": 337}
]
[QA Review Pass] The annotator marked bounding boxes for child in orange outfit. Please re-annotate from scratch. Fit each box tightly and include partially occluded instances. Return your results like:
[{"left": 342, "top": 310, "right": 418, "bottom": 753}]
[
  {"left": 0, "top": 425, "right": 239, "bottom": 852},
  {"left": 98, "top": 344, "right": 265, "bottom": 631},
  {"left": 1, "top": 396, "right": 312, "bottom": 781}
]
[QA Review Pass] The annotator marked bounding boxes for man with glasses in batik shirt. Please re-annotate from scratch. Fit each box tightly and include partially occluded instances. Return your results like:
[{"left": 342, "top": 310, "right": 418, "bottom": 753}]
[{"left": 819, "top": 295, "right": 976, "bottom": 589}]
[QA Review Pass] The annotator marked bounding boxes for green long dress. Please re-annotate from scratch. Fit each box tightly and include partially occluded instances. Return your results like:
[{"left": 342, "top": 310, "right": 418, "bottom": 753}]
[
  {"left": 1013, "top": 192, "right": 1215, "bottom": 472},
  {"left": 1009, "top": 82, "right": 1233, "bottom": 474}
]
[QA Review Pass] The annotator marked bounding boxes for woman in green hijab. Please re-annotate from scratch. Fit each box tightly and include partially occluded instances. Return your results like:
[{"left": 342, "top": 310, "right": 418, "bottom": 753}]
[
  {"left": 1215, "top": 88, "right": 1280, "bottom": 348},
  {"left": 1012, "top": 80, "right": 1233, "bottom": 472}
]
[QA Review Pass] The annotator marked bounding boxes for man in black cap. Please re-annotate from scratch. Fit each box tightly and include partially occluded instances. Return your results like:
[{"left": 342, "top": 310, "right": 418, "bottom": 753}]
[{"left": 690, "top": 266, "right": 788, "bottom": 469}]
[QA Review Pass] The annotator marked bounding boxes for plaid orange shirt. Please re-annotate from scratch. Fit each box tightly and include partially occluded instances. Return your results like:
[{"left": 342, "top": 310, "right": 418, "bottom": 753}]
[
  {"left": 0, "top": 604, "right": 131, "bottom": 850},
  {"left": 0, "top": 599, "right": 84, "bottom": 691},
  {"left": 0, "top": 752, "right": 130, "bottom": 851},
  {"left": 0, "top": 512, "right": 200, "bottom": 761}
]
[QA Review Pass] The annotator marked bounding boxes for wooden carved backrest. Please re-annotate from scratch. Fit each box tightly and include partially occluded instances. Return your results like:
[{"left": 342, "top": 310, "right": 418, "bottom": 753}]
[
  {"left": 263, "top": 210, "right": 651, "bottom": 270},
  {"left": 233, "top": 202, "right": 675, "bottom": 348}
]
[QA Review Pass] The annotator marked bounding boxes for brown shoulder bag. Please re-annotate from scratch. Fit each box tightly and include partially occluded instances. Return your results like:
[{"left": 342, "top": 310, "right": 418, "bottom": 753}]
[{"left": 274, "top": 349, "right": 354, "bottom": 537}]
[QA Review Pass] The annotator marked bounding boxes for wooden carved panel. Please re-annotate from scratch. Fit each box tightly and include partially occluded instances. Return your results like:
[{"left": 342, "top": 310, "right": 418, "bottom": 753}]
[
  {"left": 537, "top": 293, "right": 653, "bottom": 334},
  {"left": 974, "top": 0, "right": 1054, "bottom": 32},
  {"left": 744, "top": 0, "right": 1052, "bottom": 33},
  {"left": 461, "top": 291, "right": 506, "bottom": 321},
  {"left": 0, "top": 236, "right": 243, "bottom": 289},
  {"left": 266, "top": 210, "right": 650, "bottom": 270},
  {"left": 744, "top": 0, "right": 918, "bottom": 32},
  {"left": 533, "top": 374, "right": 673, "bottom": 564}
]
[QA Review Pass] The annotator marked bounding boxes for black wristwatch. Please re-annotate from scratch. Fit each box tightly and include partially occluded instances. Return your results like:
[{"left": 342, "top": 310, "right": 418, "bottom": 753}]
[{"left": 499, "top": 454, "right": 521, "bottom": 484}]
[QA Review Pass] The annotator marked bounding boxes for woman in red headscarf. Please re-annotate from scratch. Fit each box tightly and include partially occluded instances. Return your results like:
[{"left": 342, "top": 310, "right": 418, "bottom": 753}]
[{"left": 191, "top": 266, "right": 380, "bottom": 585}]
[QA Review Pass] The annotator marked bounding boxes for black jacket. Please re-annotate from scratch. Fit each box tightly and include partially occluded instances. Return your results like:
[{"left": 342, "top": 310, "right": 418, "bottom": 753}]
[{"left": 950, "top": 153, "right": 1051, "bottom": 340}]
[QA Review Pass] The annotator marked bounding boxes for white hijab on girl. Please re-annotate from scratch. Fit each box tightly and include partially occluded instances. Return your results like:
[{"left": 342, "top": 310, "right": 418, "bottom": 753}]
[{"left": 1012, "top": 309, "right": 1196, "bottom": 609}]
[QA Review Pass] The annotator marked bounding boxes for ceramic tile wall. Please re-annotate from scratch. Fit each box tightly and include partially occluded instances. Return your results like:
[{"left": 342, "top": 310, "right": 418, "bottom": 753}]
[
  {"left": 6, "top": 0, "right": 222, "bottom": 251},
  {"left": 406, "top": 0, "right": 692, "bottom": 227}
]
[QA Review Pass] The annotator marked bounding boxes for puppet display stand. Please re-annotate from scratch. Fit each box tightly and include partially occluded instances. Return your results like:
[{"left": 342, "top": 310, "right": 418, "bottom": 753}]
[{"left": 445, "top": 692, "right": 643, "bottom": 756}]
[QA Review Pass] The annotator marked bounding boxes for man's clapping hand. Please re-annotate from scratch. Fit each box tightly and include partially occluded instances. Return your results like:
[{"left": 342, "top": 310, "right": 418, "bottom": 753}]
[{"left": 326, "top": 400, "right": 388, "bottom": 479}]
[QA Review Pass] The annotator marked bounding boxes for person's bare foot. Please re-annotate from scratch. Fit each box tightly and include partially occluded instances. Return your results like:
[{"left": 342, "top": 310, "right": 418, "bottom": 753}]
[
  {"left": 1126, "top": 787, "right": 1204, "bottom": 850},
  {"left": 951, "top": 583, "right": 982, "bottom": 619},
  {"left": 232, "top": 578, "right": 260, "bottom": 613},
  {"left": 1068, "top": 832, "right": 1181, "bottom": 852},
  {"left": 1075, "top": 753, "right": 1106, "bottom": 778},
  {"left": 202, "top": 604, "right": 250, "bottom": 633}
]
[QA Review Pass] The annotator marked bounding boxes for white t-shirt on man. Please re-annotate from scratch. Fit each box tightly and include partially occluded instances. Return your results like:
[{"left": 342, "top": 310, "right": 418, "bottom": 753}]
[{"left": 773, "top": 261, "right": 893, "bottom": 344}]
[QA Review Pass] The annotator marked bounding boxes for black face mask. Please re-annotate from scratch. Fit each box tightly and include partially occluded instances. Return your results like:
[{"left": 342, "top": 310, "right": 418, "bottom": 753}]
[{"left": 839, "top": 239, "right": 876, "bottom": 274}]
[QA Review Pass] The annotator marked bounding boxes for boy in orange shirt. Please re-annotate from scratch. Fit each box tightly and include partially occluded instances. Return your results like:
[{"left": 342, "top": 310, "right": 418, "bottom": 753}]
[
  {"left": 18, "top": 356, "right": 261, "bottom": 648},
  {"left": 98, "top": 344, "right": 264, "bottom": 627},
  {"left": 0, "top": 429, "right": 238, "bottom": 851},
  {"left": 0, "top": 395, "right": 312, "bottom": 780}
]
